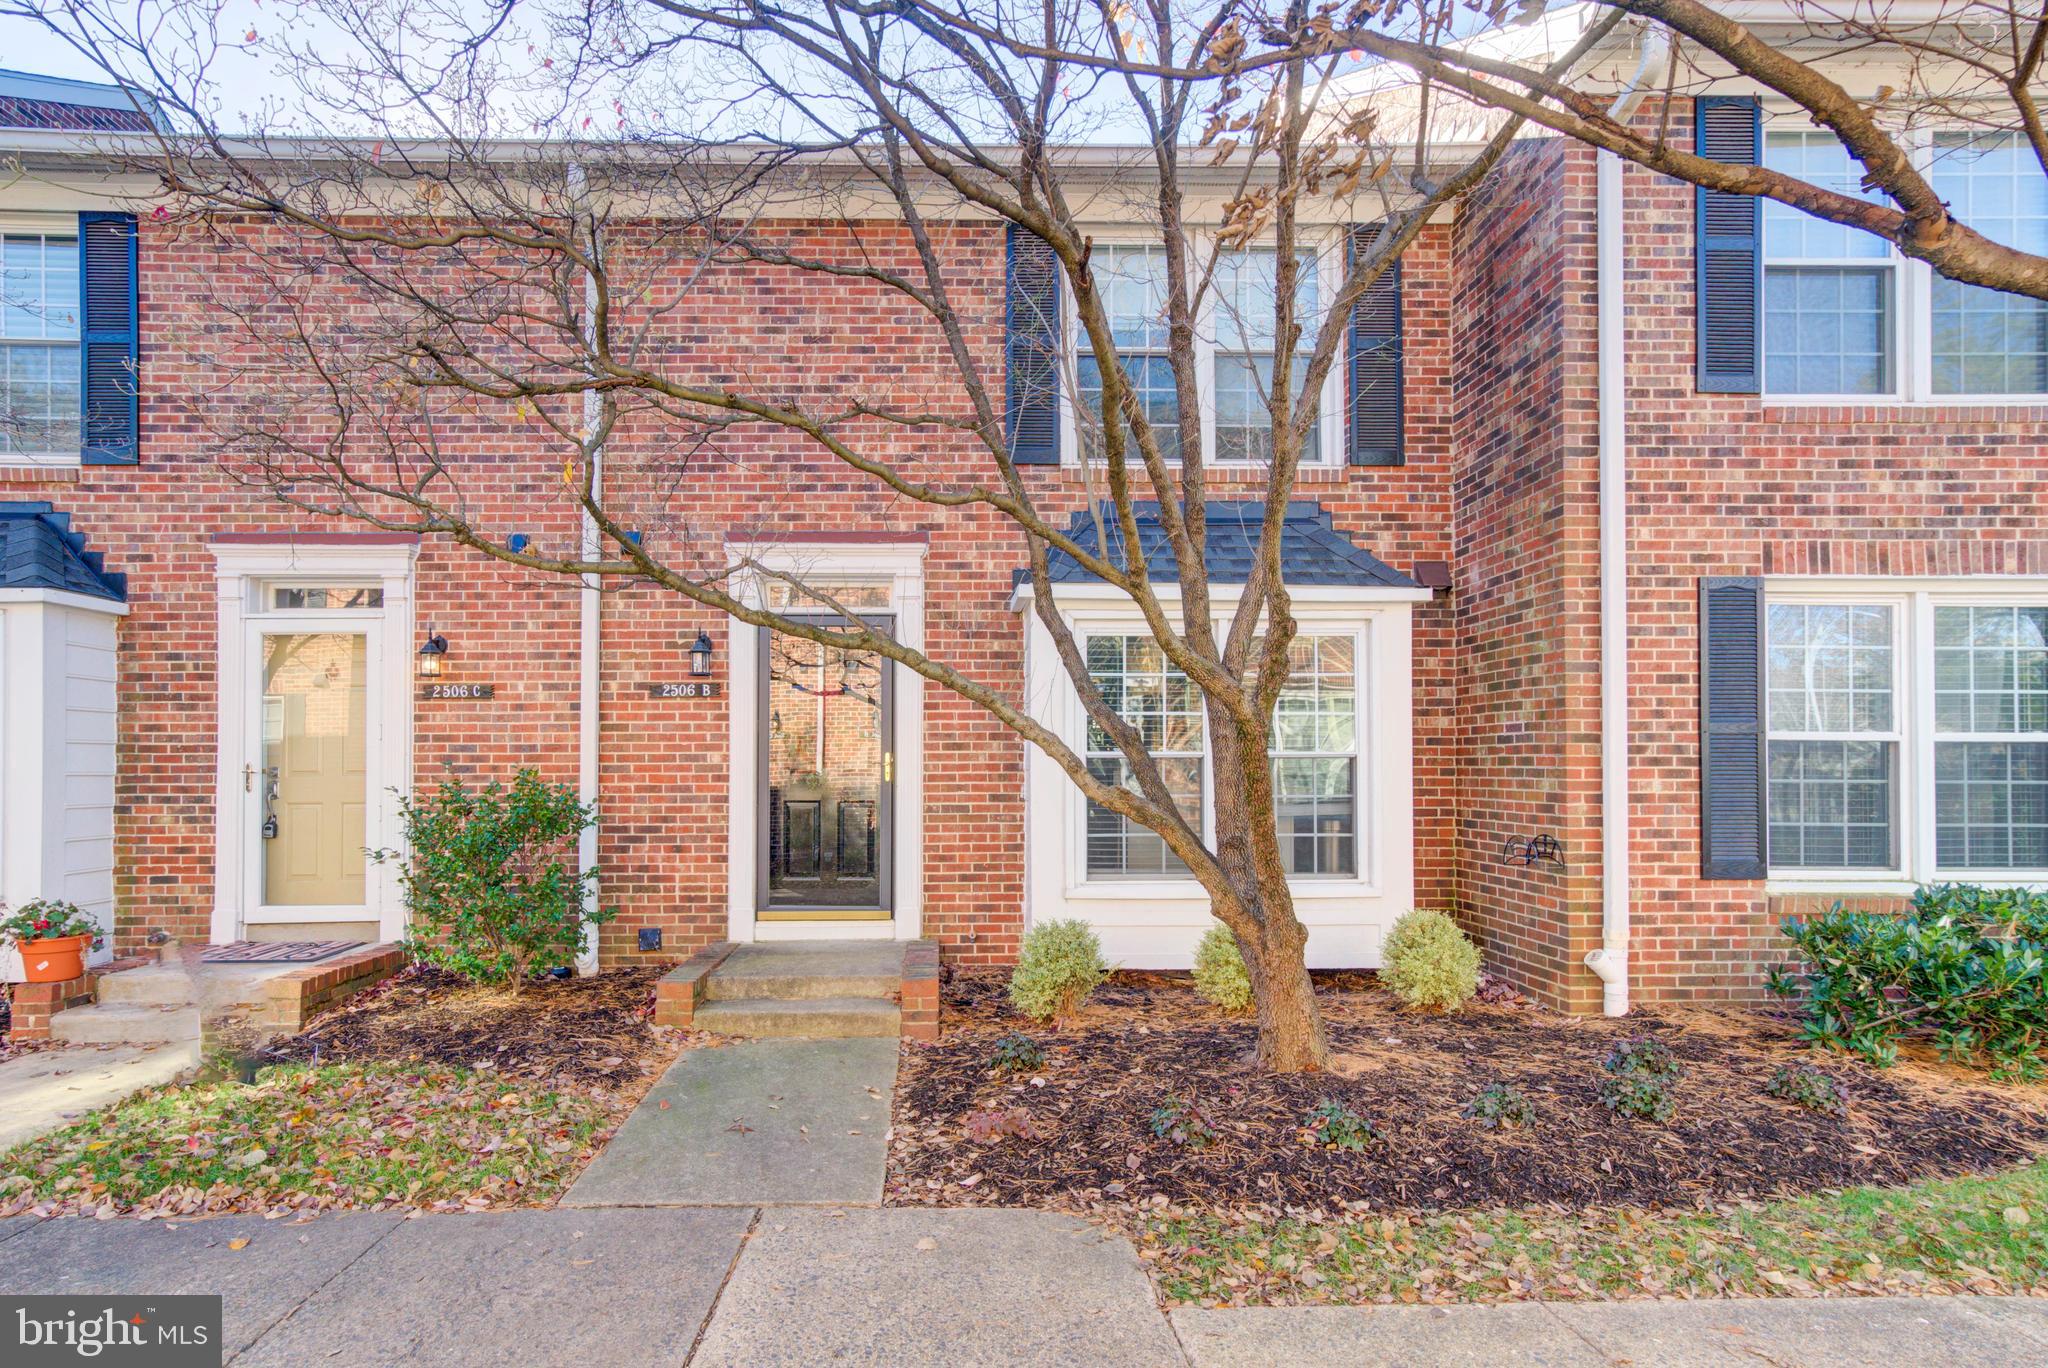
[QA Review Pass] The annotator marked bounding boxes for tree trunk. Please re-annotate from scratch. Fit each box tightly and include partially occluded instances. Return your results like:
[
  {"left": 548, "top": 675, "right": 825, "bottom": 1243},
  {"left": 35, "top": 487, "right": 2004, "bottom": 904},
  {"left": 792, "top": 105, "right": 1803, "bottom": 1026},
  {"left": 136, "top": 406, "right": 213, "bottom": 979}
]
[{"left": 1236, "top": 899, "right": 1330, "bottom": 1072}]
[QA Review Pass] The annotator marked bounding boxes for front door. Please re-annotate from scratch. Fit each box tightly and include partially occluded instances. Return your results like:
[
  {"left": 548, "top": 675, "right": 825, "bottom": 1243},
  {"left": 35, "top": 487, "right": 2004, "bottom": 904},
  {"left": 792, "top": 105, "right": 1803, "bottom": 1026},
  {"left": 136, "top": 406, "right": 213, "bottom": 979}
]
[
  {"left": 758, "top": 617, "right": 894, "bottom": 918},
  {"left": 244, "top": 618, "right": 382, "bottom": 924}
]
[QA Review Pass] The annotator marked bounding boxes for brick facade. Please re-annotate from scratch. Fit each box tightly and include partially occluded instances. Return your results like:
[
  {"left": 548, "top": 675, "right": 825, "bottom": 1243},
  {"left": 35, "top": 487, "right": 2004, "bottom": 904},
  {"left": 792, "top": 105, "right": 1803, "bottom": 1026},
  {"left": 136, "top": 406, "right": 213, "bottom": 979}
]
[{"left": 7, "top": 121, "right": 2043, "bottom": 1013}]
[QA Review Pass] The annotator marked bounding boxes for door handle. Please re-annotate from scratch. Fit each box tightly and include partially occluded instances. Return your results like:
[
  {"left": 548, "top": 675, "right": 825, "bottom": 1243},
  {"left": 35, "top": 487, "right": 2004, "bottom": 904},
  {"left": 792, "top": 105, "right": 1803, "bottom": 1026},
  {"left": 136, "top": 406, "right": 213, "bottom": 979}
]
[{"left": 883, "top": 752, "right": 894, "bottom": 783}]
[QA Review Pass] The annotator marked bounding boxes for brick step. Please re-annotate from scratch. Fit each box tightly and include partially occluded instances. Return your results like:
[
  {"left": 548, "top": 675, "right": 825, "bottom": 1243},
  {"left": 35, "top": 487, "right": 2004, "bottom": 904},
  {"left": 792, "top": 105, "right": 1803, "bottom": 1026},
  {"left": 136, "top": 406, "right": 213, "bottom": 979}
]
[
  {"left": 93, "top": 966, "right": 197, "bottom": 1008},
  {"left": 47, "top": 1003, "right": 201, "bottom": 1047},
  {"left": 693, "top": 997, "right": 901, "bottom": 1040}
]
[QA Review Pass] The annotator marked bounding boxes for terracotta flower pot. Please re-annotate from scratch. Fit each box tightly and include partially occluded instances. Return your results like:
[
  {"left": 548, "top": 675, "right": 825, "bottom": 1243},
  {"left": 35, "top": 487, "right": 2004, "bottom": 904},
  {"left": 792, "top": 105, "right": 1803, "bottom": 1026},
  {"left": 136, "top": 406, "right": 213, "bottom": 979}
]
[{"left": 17, "top": 933, "right": 92, "bottom": 984}]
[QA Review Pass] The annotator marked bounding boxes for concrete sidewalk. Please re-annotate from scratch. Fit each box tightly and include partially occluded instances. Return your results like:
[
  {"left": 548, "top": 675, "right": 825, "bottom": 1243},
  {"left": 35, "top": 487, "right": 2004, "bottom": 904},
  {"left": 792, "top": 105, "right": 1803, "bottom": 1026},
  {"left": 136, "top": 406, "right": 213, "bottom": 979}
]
[{"left": 2, "top": 1206, "right": 2042, "bottom": 1365}]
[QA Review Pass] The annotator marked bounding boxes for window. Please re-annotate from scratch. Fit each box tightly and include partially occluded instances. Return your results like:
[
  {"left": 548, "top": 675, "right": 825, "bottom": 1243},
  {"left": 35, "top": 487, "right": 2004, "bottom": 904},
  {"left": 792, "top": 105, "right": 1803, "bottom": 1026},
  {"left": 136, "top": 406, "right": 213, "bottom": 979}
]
[
  {"left": 1761, "top": 127, "right": 2048, "bottom": 401},
  {"left": 269, "top": 585, "right": 385, "bottom": 610},
  {"left": 1080, "top": 630, "right": 1364, "bottom": 881},
  {"left": 1071, "top": 239, "right": 1338, "bottom": 464},
  {"left": 1083, "top": 634, "right": 1203, "bottom": 877},
  {"left": 1762, "top": 132, "right": 1894, "bottom": 396},
  {"left": 1929, "top": 133, "right": 2048, "bottom": 396},
  {"left": 1076, "top": 246, "right": 1179, "bottom": 463},
  {"left": 1270, "top": 635, "right": 1356, "bottom": 875},
  {"left": 1766, "top": 603, "right": 1898, "bottom": 868},
  {"left": 1213, "top": 249, "right": 1320, "bottom": 463},
  {"left": 1934, "top": 605, "right": 2048, "bottom": 868},
  {"left": 1767, "top": 588, "right": 2048, "bottom": 881},
  {"left": 0, "top": 229, "right": 80, "bottom": 457}
]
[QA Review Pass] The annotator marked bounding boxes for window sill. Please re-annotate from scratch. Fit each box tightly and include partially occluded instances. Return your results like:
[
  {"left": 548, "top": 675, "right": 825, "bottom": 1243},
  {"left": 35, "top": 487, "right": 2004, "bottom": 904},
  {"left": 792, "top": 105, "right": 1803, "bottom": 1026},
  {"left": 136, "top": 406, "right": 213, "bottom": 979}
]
[
  {"left": 1761, "top": 396, "right": 2048, "bottom": 414},
  {"left": 1767, "top": 874, "right": 2048, "bottom": 896},
  {"left": 0, "top": 461, "right": 80, "bottom": 482}
]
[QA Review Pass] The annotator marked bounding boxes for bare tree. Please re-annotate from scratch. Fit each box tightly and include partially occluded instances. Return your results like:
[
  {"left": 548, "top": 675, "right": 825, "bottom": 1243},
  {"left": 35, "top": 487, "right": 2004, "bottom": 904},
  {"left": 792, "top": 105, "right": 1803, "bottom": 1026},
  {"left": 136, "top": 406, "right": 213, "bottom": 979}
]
[
  {"left": 1332, "top": 0, "right": 2048, "bottom": 301},
  {"left": 12, "top": 0, "right": 1624, "bottom": 1071}
]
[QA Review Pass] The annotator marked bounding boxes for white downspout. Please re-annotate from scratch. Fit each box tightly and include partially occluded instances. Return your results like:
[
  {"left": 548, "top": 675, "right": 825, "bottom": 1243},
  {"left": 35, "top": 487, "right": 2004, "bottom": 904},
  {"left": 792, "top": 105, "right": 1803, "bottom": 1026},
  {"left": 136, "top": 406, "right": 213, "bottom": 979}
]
[
  {"left": 573, "top": 163, "right": 602, "bottom": 977},
  {"left": 1585, "top": 28, "right": 1668, "bottom": 1017}
]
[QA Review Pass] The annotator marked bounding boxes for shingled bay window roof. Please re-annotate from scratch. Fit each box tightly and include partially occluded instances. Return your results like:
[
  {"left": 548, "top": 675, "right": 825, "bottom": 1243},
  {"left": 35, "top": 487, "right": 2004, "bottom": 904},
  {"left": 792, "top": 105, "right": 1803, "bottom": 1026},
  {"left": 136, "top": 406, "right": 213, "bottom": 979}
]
[
  {"left": 0, "top": 501, "right": 128, "bottom": 602},
  {"left": 1019, "top": 501, "right": 1419, "bottom": 589}
]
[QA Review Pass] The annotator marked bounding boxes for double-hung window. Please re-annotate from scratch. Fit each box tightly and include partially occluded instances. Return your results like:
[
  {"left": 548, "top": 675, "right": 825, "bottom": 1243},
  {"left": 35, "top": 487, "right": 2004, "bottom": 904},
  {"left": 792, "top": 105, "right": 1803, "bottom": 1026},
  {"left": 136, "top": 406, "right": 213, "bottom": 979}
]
[
  {"left": 1080, "top": 630, "right": 1362, "bottom": 881},
  {"left": 1767, "top": 587, "right": 2048, "bottom": 882},
  {"left": 1070, "top": 239, "right": 1338, "bottom": 465},
  {"left": 1761, "top": 126, "right": 2048, "bottom": 401},
  {"left": 0, "top": 227, "right": 81, "bottom": 459}
]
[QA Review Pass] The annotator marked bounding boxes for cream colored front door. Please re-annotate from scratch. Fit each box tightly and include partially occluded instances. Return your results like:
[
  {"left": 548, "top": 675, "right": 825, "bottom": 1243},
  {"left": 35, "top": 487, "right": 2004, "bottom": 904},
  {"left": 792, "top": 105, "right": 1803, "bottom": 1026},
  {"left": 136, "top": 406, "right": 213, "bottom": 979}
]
[{"left": 244, "top": 617, "right": 384, "bottom": 924}]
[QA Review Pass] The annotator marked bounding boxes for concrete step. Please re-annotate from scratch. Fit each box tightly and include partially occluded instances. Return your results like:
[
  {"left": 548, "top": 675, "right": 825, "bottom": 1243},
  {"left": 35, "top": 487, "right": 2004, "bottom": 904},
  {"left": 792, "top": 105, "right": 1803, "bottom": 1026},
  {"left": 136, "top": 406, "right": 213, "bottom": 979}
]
[
  {"left": 694, "top": 997, "right": 901, "bottom": 1040},
  {"left": 94, "top": 966, "right": 197, "bottom": 1008},
  {"left": 702, "top": 969, "right": 900, "bottom": 1002},
  {"left": 47, "top": 1003, "right": 201, "bottom": 1047}
]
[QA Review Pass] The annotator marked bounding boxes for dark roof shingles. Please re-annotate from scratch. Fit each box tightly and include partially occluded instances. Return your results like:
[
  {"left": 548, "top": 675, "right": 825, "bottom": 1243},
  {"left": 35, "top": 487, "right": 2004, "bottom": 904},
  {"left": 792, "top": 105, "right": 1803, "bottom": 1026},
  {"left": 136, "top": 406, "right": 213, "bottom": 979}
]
[
  {"left": 0, "top": 501, "right": 127, "bottom": 602},
  {"left": 1028, "top": 501, "right": 1417, "bottom": 589}
]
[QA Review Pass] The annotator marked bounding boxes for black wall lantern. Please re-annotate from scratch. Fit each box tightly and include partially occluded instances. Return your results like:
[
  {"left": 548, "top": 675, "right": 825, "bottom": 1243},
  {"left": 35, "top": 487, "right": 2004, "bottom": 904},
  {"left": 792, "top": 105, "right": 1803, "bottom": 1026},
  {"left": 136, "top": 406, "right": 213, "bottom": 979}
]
[
  {"left": 689, "top": 630, "right": 715, "bottom": 677},
  {"left": 417, "top": 625, "right": 449, "bottom": 678}
]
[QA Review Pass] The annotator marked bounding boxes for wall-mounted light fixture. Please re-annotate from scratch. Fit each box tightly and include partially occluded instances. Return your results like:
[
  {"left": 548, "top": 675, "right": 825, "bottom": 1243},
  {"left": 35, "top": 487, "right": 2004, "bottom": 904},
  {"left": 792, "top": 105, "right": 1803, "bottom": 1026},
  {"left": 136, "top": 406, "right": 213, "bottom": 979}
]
[
  {"left": 417, "top": 625, "right": 449, "bottom": 678},
  {"left": 689, "top": 630, "right": 715, "bottom": 677}
]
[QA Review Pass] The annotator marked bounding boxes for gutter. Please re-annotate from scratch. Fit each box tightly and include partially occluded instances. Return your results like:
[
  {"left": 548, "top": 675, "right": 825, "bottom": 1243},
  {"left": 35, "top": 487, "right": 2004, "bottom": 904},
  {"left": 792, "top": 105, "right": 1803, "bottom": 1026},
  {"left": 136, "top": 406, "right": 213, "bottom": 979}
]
[
  {"left": 1584, "top": 25, "right": 1668, "bottom": 1018},
  {"left": 573, "top": 164, "right": 602, "bottom": 977}
]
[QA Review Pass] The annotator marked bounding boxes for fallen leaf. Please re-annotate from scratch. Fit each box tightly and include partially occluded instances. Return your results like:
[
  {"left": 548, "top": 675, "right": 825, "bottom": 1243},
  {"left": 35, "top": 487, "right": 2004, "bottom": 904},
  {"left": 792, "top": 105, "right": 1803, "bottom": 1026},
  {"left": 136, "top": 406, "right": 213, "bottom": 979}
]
[{"left": 228, "top": 1238, "right": 251, "bottom": 1251}]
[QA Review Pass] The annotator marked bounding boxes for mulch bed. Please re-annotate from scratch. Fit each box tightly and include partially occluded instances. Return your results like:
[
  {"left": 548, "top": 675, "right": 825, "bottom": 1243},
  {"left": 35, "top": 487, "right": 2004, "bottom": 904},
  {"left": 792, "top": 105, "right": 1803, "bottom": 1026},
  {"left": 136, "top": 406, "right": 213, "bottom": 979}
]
[
  {"left": 890, "top": 972, "right": 2048, "bottom": 1214},
  {"left": 263, "top": 963, "right": 683, "bottom": 1090}
]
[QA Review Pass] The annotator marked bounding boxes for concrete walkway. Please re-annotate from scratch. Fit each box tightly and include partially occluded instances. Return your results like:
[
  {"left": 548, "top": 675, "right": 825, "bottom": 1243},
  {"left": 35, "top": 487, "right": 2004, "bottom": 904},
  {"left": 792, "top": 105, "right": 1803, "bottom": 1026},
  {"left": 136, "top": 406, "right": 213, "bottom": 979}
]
[
  {"left": 0, "top": 1041, "right": 201, "bottom": 1151},
  {"left": 1, "top": 1207, "right": 2041, "bottom": 1365},
  {"left": 564, "top": 1038, "right": 897, "bottom": 1206}
]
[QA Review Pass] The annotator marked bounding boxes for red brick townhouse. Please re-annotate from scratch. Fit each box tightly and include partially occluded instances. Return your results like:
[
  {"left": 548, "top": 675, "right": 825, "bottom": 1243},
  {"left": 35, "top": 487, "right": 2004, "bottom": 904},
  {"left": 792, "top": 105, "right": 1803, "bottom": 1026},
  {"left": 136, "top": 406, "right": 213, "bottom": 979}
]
[{"left": 0, "top": 12, "right": 2043, "bottom": 1016}]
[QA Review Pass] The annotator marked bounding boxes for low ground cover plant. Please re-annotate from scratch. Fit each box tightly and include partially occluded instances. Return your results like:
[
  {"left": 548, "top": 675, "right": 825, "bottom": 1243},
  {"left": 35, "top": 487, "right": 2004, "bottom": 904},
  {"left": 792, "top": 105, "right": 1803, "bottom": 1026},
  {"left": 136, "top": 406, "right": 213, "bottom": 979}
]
[
  {"left": 1008, "top": 919, "right": 1110, "bottom": 1025},
  {"left": 1302, "top": 1099, "right": 1377, "bottom": 1151},
  {"left": 1765, "top": 1063, "right": 1847, "bottom": 1118},
  {"left": 1599, "top": 1036, "right": 1683, "bottom": 1123},
  {"left": 989, "top": 1033, "right": 1046, "bottom": 1074},
  {"left": 1770, "top": 884, "right": 2048, "bottom": 1080},
  {"left": 1464, "top": 1081, "right": 1536, "bottom": 1130},
  {"left": 378, "top": 770, "right": 612, "bottom": 989},
  {"left": 1380, "top": 910, "right": 1481, "bottom": 1012},
  {"left": 1151, "top": 1095, "right": 1220, "bottom": 1149},
  {"left": 1192, "top": 923, "right": 1253, "bottom": 1013}
]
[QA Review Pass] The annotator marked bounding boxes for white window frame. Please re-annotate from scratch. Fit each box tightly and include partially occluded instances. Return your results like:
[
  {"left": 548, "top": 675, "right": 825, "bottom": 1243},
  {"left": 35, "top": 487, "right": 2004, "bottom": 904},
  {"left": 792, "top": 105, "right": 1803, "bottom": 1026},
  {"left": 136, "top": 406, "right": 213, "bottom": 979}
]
[
  {"left": 0, "top": 212, "right": 83, "bottom": 468},
  {"left": 1058, "top": 229, "right": 1349, "bottom": 466},
  {"left": 1762, "top": 119, "right": 2048, "bottom": 407},
  {"left": 1765, "top": 576, "right": 2048, "bottom": 894}
]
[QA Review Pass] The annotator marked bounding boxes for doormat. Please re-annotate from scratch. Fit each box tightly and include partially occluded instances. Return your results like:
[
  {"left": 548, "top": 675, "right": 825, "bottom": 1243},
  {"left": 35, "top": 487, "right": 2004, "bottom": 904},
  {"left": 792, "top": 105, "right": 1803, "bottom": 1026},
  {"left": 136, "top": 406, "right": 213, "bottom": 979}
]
[{"left": 198, "top": 940, "right": 362, "bottom": 965}]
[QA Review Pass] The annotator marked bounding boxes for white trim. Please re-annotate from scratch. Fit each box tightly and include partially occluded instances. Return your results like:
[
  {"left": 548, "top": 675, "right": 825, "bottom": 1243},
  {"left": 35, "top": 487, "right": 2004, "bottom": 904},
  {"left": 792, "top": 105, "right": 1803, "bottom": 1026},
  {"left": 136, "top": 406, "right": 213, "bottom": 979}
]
[
  {"left": 1010, "top": 580, "right": 1431, "bottom": 611},
  {"left": 0, "top": 587, "right": 127, "bottom": 615},
  {"left": 1761, "top": 575, "right": 2048, "bottom": 889},
  {"left": 1019, "top": 591, "right": 1416, "bottom": 969},
  {"left": 209, "top": 541, "right": 417, "bottom": 945},
  {"left": 723, "top": 539, "right": 928, "bottom": 943}
]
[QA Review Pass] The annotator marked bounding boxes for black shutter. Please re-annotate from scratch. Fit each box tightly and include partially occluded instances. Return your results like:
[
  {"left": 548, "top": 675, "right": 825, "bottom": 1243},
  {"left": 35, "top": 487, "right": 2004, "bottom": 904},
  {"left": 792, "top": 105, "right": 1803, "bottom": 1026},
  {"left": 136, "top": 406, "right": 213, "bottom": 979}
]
[
  {"left": 1004, "top": 224, "right": 1061, "bottom": 466},
  {"left": 79, "top": 211, "right": 139, "bottom": 465},
  {"left": 1694, "top": 96, "right": 1762, "bottom": 394},
  {"left": 1700, "top": 576, "right": 1769, "bottom": 879},
  {"left": 1347, "top": 223, "right": 1403, "bottom": 466}
]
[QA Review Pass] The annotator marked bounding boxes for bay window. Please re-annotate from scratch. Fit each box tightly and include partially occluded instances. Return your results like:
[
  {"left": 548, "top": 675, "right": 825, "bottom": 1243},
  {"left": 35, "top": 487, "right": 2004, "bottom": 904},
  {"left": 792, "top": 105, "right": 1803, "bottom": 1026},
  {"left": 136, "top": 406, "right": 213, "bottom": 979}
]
[
  {"left": 1767, "top": 586, "right": 2048, "bottom": 882},
  {"left": 1083, "top": 634, "right": 1203, "bottom": 878},
  {"left": 1761, "top": 127, "right": 2048, "bottom": 402}
]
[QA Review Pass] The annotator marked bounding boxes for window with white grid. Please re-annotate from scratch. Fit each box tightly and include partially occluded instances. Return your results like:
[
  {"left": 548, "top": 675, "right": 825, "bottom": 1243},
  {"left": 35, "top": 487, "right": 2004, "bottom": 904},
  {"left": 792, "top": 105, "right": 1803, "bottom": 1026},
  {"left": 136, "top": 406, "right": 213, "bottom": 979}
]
[
  {"left": 0, "top": 230, "right": 80, "bottom": 457},
  {"left": 1762, "top": 132, "right": 1895, "bottom": 397},
  {"left": 1269, "top": 634, "right": 1356, "bottom": 876},
  {"left": 1933, "top": 605, "right": 2048, "bottom": 869},
  {"left": 1765, "top": 602, "right": 1899, "bottom": 868},
  {"left": 1213, "top": 248, "right": 1321, "bottom": 464},
  {"left": 1929, "top": 133, "right": 2048, "bottom": 396},
  {"left": 1075, "top": 246, "right": 1179, "bottom": 464},
  {"left": 1083, "top": 634, "right": 1204, "bottom": 878}
]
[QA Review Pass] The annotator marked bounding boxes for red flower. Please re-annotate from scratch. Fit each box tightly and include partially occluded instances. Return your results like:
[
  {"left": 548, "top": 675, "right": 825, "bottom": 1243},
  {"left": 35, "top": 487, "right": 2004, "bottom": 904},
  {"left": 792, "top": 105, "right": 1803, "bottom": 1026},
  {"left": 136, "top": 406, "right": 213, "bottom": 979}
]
[{"left": 33, "top": 919, "right": 50, "bottom": 932}]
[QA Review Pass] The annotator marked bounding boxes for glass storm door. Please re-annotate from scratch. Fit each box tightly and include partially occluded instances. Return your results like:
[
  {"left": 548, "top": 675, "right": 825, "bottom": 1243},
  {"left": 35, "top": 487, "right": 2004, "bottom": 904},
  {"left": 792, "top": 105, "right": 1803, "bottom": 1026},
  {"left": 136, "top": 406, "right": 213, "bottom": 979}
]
[
  {"left": 759, "top": 618, "right": 894, "bottom": 918},
  {"left": 249, "top": 625, "right": 375, "bottom": 917}
]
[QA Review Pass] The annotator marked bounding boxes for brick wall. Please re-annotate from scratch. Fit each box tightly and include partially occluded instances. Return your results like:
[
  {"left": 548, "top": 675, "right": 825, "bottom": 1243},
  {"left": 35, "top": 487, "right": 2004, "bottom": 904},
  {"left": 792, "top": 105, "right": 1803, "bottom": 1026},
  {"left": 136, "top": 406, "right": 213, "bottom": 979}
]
[{"left": 20, "top": 212, "right": 1462, "bottom": 976}]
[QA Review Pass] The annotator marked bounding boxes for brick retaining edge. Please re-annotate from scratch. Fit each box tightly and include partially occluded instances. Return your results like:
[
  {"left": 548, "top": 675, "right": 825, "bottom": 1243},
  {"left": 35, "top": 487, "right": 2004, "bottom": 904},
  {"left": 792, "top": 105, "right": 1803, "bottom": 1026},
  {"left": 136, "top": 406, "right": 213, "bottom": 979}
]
[
  {"left": 254, "top": 944, "right": 409, "bottom": 1032},
  {"left": 901, "top": 940, "right": 940, "bottom": 1043},
  {"left": 652, "top": 941, "right": 738, "bottom": 1029}
]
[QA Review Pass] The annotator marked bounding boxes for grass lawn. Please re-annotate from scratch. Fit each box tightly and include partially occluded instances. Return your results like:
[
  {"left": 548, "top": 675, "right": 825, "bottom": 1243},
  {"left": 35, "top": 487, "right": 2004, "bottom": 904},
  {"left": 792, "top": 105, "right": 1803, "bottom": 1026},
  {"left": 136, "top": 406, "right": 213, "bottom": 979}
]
[
  {"left": 0, "top": 1062, "right": 618, "bottom": 1220},
  {"left": 1142, "top": 1156, "right": 2048, "bottom": 1306}
]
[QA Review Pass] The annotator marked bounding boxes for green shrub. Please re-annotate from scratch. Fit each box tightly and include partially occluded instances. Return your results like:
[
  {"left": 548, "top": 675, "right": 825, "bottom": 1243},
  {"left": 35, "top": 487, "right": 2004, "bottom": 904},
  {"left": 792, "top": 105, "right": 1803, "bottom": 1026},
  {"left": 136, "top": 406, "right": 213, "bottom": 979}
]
[
  {"left": 1192, "top": 923, "right": 1253, "bottom": 1013},
  {"left": 1598, "top": 1035, "right": 1683, "bottom": 1123},
  {"left": 1150, "top": 1095, "right": 1219, "bottom": 1149},
  {"left": 1303, "top": 1098, "right": 1377, "bottom": 1151},
  {"left": 989, "top": 1033, "right": 1047, "bottom": 1074},
  {"left": 1769, "top": 884, "right": 2048, "bottom": 1081},
  {"left": 1764, "top": 1063, "right": 1847, "bottom": 1117},
  {"left": 1380, "top": 910, "right": 1481, "bottom": 1012},
  {"left": 1464, "top": 1081, "right": 1536, "bottom": 1130},
  {"left": 375, "top": 770, "right": 610, "bottom": 989},
  {"left": 1008, "top": 919, "right": 1110, "bottom": 1024}
]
